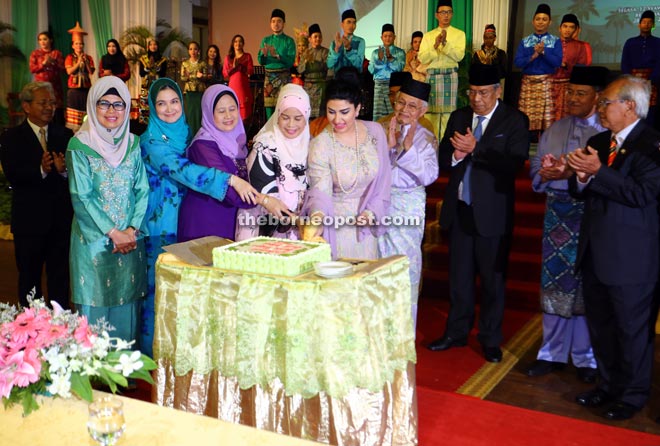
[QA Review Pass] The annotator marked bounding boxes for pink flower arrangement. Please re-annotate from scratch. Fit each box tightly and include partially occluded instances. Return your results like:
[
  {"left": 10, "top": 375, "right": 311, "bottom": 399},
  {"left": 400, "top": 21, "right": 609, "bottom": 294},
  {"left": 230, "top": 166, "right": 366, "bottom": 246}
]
[{"left": 0, "top": 297, "right": 156, "bottom": 415}]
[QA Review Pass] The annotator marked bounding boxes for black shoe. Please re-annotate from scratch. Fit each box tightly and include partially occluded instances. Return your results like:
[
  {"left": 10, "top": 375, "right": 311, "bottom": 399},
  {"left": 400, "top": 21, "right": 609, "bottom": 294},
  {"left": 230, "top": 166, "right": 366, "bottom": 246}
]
[
  {"left": 576, "top": 367, "right": 598, "bottom": 384},
  {"left": 525, "top": 360, "right": 565, "bottom": 377},
  {"left": 427, "top": 336, "right": 468, "bottom": 352},
  {"left": 575, "top": 388, "right": 612, "bottom": 407},
  {"left": 603, "top": 401, "right": 639, "bottom": 420},
  {"left": 482, "top": 345, "right": 502, "bottom": 363}
]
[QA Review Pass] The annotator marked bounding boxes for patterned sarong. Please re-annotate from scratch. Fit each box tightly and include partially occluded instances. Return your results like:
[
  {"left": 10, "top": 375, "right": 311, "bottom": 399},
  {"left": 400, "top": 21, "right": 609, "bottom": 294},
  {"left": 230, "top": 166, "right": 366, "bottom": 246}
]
[
  {"left": 377, "top": 186, "right": 426, "bottom": 305},
  {"left": 540, "top": 189, "right": 584, "bottom": 317},
  {"left": 304, "top": 77, "right": 326, "bottom": 118},
  {"left": 66, "top": 88, "right": 88, "bottom": 130},
  {"left": 264, "top": 69, "right": 291, "bottom": 108},
  {"left": 426, "top": 68, "right": 458, "bottom": 114},
  {"left": 519, "top": 74, "right": 554, "bottom": 131},
  {"left": 372, "top": 79, "right": 392, "bottom": 121},
  {"left": 551, "top": 77, "right": 569, "bottom": 122},
  {"left": 631, "top": 68, "right": 657, "bottom": 106}
]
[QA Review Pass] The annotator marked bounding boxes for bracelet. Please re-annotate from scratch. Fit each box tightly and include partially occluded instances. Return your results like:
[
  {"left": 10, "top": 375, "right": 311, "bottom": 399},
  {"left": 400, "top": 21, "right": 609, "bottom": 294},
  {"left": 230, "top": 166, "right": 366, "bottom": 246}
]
[
  {"left": 262, "top": 196, "right": 270, "bottom": 206},
  {"left": 229, "top": 175, "right": 234, "bottom": 187},
  {"left": 107, "top": 228, "right": 117, "bottom": 237}
]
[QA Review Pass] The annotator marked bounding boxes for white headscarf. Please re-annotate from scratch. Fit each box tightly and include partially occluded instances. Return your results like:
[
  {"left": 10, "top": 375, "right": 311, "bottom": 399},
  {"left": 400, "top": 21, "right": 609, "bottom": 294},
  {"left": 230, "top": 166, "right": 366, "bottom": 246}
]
[
  {"left": 253, "top": 83, "right": 311, "bottom": 193},
  {"left": 76, "top": 76, "right": 133, "bottom": 168}
]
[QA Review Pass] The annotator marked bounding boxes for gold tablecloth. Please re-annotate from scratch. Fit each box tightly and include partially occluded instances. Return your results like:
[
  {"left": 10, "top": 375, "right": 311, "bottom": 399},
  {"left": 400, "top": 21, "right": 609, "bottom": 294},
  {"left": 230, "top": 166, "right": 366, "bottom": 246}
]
[
  {"left": 0, "top": 390, "right": 325, "bottom": 446},
  {"left": 153, "top": 253, "right": 418, "bottom": 446}
]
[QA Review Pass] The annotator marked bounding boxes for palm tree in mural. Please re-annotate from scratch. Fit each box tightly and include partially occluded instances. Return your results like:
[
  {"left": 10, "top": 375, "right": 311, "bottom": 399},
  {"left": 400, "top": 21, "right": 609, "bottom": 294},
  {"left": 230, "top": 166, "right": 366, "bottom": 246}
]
[
  {"left": 0, "top": 22, "right": 25, "bottom": 61},
  {"left": 604, "top": 10, "right": 633, "bottom": 63},
  {"left": 567, "top": 0, "right": 599, "bottom": 22},
  {"left": 120, "top": 20, "right": 190, "bottom": 63}
]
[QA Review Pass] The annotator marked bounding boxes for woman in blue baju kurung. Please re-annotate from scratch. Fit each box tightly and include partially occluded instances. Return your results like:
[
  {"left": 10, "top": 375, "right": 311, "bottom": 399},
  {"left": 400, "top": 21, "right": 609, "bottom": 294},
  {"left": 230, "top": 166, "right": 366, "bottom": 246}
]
[
  {"left": 139, "top": 77, "right": 257, "bottom": 355},
  {"left": 66, "top": 76, "right": 148, "bottom": 346}
]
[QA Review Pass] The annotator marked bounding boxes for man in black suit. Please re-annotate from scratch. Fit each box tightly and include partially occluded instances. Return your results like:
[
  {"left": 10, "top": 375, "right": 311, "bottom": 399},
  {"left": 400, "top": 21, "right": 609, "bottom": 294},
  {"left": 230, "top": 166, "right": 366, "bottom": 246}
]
[
  {"left": 567, "top": 75, "right": 660, "bottom": 420},
  {"left": 0, "top": 81, "right": 73, "bottom": 308},
  {"left": 428, "top": 64, "right": 530, "bottom": 362}
]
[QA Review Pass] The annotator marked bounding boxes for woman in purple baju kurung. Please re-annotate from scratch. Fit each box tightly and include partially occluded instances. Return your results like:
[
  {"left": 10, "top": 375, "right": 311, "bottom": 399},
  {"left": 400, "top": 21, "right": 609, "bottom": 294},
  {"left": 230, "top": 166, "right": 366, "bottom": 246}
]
[{"left": 178, "top": 85, "right": 258, "bottom": 241}]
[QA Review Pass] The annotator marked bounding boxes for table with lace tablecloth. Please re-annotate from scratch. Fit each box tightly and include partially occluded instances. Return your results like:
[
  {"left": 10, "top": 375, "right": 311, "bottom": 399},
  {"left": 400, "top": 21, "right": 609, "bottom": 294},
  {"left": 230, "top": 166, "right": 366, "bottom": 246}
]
[{"left": 152, "top": 253, "right": 418, "bottom": 446}]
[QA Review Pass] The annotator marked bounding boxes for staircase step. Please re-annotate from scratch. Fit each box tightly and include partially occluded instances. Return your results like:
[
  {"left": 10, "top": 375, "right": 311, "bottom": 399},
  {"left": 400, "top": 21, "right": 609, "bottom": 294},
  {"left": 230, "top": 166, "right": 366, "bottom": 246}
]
[
  {"left": 423, "top": 243, "right": 541, "bottom": 282},
  {"left": 421, "top": 269, "right": 541, "bottom": 313}
]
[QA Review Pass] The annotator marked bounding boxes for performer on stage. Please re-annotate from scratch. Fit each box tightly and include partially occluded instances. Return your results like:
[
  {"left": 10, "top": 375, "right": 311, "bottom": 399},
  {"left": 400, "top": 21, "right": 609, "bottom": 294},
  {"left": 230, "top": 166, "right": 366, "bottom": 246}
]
[{"left": 64, "top": 22, "right": 95, "bottom": 132}]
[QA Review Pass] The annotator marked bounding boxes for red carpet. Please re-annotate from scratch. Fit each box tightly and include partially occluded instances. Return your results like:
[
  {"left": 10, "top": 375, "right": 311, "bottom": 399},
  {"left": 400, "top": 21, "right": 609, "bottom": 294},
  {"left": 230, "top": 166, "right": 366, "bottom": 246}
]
[
  {"left": 417, "top": 387, "right": 660, "bottom": 446},
  {"left": 415, "top": 298, "right": 534, "bottom": 392}
]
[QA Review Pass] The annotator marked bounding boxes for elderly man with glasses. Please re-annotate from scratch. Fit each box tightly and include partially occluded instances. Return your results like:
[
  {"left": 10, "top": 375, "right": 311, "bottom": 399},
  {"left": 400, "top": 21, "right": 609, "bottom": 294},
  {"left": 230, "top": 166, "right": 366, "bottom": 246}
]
[
  {"left": 0, "top": 81, "right": 74, "bottom": 309},
  {"left": 567, "top": 74, "right": 660, "bottom": 421},
  {"left": 378, "top": 78, "right": 439, "bottom": 332},
  {"left": 428, "top": 64, "right": 529, "bottom": 363}
]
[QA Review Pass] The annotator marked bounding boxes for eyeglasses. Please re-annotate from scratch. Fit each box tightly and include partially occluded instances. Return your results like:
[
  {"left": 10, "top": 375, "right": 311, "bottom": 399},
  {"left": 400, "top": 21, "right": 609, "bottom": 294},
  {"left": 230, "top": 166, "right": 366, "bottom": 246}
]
[
  {"left": 33, "top": 100, "right": 57, "bottom": 108},
  {"left": 437, "top": 10, "right": 453, "bottom": 15},
  {"left": 394, "top": 99, "right": 420, "bottom": 112},
  {"left": 466, "top": 88, "right": 495, "bottom": 98},
  {"left": 96, "top": 100, "right": 126, "bottom": 111},
  {"left": 597, "top": 99, "right": 625, "bottom": 108}
]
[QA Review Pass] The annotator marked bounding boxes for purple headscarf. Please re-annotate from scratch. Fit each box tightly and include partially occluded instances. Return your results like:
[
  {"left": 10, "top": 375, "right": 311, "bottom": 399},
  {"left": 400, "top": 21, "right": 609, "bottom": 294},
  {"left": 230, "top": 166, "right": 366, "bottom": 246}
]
[{"left": 191, "top": 84, "right": 247, "bottom": 159}]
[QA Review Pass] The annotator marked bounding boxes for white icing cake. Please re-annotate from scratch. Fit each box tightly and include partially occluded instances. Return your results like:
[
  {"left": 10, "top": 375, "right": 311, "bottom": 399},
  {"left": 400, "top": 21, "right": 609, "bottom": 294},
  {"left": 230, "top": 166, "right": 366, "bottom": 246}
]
[{"left": 212, "top": 237, "right": 331, "bottom": 276}]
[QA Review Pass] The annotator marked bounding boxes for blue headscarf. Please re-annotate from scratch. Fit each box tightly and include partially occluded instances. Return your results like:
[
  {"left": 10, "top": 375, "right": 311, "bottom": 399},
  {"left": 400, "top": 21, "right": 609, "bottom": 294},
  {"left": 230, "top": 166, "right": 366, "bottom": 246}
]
[{"left": 140, "top": 77, "right": 191, "bottom": 151}]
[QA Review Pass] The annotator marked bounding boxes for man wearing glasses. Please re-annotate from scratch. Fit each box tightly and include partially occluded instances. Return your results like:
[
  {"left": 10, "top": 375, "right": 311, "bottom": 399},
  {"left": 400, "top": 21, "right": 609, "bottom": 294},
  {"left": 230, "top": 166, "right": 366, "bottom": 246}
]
[
  {"left": 418, "top": 0, "right": 465, "bottom": 140},
  {"left": 526, "top": 66, "right": 609, "bottom": 384},
  {"left": 428, "top": 64, "right": 529, "bottom": 363},
  {"left": 0, "top": 81, "right": 74, "bottom": 309},
  {"left": 378, "top": 78, "right": 439, "bottom": 332},
  {"left": 567, "top": 75, "right": 660, "bottom": 421}
]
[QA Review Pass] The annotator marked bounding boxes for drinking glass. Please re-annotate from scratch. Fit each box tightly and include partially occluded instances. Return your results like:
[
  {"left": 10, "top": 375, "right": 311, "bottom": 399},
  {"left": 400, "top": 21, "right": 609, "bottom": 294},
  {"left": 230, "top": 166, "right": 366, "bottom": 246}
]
[{"left": 87, "top": 397, "right": 126, "bottom": 445}]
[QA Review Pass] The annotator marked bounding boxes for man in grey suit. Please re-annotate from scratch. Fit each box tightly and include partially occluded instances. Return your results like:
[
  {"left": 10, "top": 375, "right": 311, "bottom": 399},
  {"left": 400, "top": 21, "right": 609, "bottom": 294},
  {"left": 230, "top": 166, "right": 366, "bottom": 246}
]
[{"left": 428, "top": 64, "right": 530, "bottom": 362}]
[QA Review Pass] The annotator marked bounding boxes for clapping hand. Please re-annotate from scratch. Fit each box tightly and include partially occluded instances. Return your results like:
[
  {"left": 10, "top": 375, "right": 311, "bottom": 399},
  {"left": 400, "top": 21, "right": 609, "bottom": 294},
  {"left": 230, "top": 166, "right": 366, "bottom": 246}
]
[
  {"left": 53, "top": 152, "right": 67, "bottom": 174},
  {"left": 567, "top": 146, "right": 601, "bottom": 181},
  {"left": 334, "top": 32, "right": 342, "bottom": 52},
  {"left": 538, "top": 154, "right": 571, "bottom": 182},
  {"left": 41, "top": 151, "right": 54, "bottom": 172},
  {"left": 387, "top": 117, "right": 400, "bottom": 148},
  {"left": 449, "top": 128, "right": 477, "bottom": 160}
]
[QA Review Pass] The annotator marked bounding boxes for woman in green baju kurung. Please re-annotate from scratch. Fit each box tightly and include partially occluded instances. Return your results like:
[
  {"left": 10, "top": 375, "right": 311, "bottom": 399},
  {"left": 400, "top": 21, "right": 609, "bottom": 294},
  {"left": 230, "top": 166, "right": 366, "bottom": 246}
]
[{"left": 66, "top": 75, "right": 148, "bottom": 345}]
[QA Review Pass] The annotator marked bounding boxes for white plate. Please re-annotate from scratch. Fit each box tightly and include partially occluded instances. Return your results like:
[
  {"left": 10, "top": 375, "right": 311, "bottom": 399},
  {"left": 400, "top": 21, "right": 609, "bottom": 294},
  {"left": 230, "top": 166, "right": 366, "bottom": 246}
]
[{"left": 314, "top": 261, "right": 353, "bottom": 278}]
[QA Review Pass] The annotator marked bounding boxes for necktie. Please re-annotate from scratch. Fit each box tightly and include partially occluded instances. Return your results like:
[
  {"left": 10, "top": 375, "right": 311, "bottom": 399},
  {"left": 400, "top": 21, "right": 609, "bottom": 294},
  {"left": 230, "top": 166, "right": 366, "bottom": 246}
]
[
  {"left": 607, "top": 135, "right": 617, "bottom": 167},
  {"left": 39, "top": 127, "right": 47, "bottom": 152},
  {"left": 462, "top": 116, "right": 486, "bottom": 205}
]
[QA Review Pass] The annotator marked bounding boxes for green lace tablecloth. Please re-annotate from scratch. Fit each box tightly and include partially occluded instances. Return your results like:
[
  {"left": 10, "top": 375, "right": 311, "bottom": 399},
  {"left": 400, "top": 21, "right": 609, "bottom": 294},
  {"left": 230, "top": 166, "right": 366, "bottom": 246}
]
[{"left": 153, "top": 253, "right": 416, "bottom": 399}]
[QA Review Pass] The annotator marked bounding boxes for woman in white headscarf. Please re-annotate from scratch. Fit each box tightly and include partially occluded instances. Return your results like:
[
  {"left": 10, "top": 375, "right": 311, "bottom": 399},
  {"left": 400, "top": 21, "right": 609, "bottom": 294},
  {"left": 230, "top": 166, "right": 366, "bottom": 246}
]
[
  {"left": 236, "top": 83, "right": 310, "bottom": 240},
  {"left": 66, "top": 75, "right": 148, "bottom": 346}
]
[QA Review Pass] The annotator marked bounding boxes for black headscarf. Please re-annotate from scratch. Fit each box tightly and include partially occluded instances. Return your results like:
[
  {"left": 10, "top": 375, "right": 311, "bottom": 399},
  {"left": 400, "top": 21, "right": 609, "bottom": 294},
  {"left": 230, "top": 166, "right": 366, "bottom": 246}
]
[{"left": 101, "top": 39, "right": 127, "bottom": 75}]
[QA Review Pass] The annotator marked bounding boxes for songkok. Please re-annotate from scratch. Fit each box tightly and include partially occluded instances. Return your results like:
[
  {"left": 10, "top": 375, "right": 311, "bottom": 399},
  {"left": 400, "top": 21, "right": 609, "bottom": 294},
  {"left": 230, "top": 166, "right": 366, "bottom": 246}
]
[
  {"left": 271, "top": 8, "right": 285, "bottom": 21},
  {"left": 534, "top": 3, "right": 551, "bottom": 18},
  {"left": 641, "top": 10, "right": 655, "bottom": 23},
  {"left": 469, "top": 64, "right": 500, "bottom": 86},
  {"left": 382, "top": 24, "right": 395, "bottom": 34},
  {"left": 569, "top": 66, "right": 610, "bottom": 89},
  {"left": 484, "top": 24, "right": 496, "bottom": 35},
  {"left": 342, "top": 9, "right": 356, "bottom": 21},
  {"left": 412, "top": 31, "right": 423, "bottom": 40},
  {"left": 390, "top": 71, "right": 412, "bottom": 88},
  {"left": 561, "top": 14, "right": 579, "bottom": 27},
  {"left": 401, "top": 78, "right": 431, "bottom": 102},
  {"left": 436, "top": 0, "right": 453, "bottom": 9},
  {"left": 103, "top": 87, "right": 120, "bottom": 97},
  {"left": 309, "top": 23, "right": 321, "bottom": 36}
]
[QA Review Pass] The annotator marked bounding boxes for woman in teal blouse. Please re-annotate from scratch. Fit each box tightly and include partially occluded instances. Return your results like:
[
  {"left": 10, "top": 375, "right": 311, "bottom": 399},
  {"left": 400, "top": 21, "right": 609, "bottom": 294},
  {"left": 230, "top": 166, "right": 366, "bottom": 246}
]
[
  {"left": 66, "top": 76, "right": 148, "bottom": 345},
  {"left": 139, "top": 77, "right": 257, "bottom": 356}
]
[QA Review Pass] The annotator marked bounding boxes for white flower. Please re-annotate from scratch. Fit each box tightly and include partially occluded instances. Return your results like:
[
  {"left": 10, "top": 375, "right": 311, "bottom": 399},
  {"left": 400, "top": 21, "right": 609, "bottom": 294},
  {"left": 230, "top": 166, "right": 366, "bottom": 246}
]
[
  {"left": 114, "top": 351, "right": 143, "bottom": 376},
  {"left": 67, "top": 358, "right": 83, "bottom": 372},
  {"left": 81, "top": 359, "right": 103, "bottom": 377},
  {"left": 46, "top": 351, "right": 69, "bottom": 375},
  {"left": 112, "top": 338, "right": 133, "bottom": 351},
  {"left": 47, "top": 372, "right": 72, "bottom": 398}
]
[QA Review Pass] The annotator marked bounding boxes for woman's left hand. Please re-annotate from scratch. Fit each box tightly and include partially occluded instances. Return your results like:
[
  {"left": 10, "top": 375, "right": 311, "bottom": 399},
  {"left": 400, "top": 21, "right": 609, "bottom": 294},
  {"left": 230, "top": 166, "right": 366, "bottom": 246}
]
[{"left": 259, "top": 194, "right": 294, "bottom": 220}]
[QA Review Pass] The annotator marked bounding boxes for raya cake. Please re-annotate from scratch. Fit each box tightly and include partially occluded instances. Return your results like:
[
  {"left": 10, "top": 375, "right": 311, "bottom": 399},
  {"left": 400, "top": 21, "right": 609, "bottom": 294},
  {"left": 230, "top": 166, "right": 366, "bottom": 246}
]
[{"left": 212, "top": 236, "right": 331, "bottom": 276}]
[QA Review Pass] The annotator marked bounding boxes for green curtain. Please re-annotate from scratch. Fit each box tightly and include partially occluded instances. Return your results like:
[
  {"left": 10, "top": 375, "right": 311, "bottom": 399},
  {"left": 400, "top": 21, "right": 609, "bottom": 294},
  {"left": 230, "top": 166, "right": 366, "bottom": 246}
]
[
  {"left": 88, "top": 0, "right": 113, "bottom": 62},
  {"left": 48, "top": 0, "right": 82, "bottom": 103},
  {"left": 11, "top": 0, "right": 38, "bottom": 92}
]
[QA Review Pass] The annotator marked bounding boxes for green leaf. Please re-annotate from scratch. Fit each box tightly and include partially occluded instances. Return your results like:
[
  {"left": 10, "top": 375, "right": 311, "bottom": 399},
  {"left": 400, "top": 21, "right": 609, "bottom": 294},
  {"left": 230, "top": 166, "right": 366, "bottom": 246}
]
[
  {"left": 20, "top": 391, "right": 39, "bottom": 416},
  {"left": 129, "top": 369, "right": 154, "bottom": 384},
  {"left": 140, "top": 355, "right": 157, "bottom": 370},
  {"left": 70, "top": 372, "right": 93, "bottom": 402},
  {"left": 99, "top": 368, "right": 127, "bottom": 391}
]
